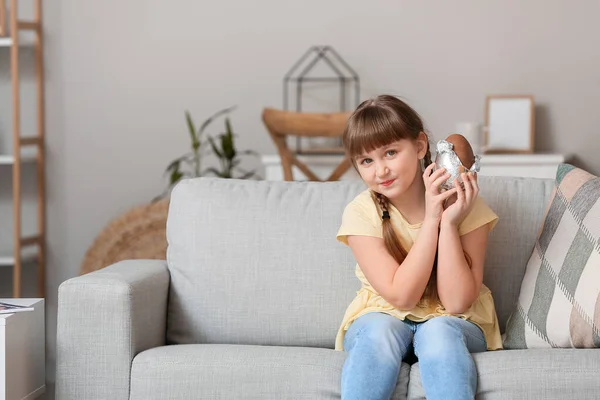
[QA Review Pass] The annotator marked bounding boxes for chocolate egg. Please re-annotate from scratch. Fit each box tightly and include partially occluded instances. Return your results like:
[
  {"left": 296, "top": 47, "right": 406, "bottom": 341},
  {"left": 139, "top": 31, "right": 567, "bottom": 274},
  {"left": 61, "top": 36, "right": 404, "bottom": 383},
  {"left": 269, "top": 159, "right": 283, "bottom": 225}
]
[{"left": 434, "top": 134, "right": 480, "bottom": 190}]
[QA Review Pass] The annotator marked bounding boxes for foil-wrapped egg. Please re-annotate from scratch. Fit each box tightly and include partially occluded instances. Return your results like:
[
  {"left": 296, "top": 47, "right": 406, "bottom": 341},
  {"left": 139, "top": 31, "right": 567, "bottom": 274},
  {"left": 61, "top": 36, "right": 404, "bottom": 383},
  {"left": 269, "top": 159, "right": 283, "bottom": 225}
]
[{"left": 434, "top": 134, "right": 481, "bottom": 190}]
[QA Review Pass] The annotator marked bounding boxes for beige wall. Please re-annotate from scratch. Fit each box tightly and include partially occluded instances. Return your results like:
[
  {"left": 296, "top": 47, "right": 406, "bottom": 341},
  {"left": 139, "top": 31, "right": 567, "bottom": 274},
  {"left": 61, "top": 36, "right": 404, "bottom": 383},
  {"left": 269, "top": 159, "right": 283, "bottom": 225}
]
[{"left": 1, "top": 0, "right": 599, "bottom": 395}]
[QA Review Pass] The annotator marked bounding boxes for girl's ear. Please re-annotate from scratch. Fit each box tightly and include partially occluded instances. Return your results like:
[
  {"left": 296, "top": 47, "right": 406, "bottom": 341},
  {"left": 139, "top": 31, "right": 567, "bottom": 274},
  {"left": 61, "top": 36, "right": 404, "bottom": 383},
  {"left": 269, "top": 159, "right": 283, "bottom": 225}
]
[{"left": 416, "top": 131, "right": 429, "bottom": 159}]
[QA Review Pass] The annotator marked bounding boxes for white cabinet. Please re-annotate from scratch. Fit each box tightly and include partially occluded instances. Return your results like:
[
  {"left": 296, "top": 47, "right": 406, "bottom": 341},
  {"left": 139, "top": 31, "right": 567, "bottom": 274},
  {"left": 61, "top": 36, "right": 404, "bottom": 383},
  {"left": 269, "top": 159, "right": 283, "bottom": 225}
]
[
  {"left": 260, "top": 153, "right": 567, "bottom": 181},
  {"left": 0, "top": 298, "right": 45, "bottom": 400}
]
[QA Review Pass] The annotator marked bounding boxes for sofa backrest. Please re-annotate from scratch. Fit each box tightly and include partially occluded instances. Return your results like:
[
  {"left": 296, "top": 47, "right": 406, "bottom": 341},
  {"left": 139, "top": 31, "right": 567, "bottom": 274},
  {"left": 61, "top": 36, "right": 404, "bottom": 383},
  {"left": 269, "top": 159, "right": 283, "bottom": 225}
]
[
  {"left": 165, "top": 175, "right": 554, "bottom": 348},
  {"left": 476, "top": 175, "right": 554, "bottom": 330}
]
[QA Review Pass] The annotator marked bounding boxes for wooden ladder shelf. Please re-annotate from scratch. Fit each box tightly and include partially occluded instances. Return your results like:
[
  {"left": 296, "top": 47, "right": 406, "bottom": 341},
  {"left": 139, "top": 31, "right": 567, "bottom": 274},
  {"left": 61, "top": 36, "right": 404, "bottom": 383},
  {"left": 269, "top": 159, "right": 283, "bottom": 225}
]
[{"left": 0, "top": 0, "right": 46, "bottom": 298}]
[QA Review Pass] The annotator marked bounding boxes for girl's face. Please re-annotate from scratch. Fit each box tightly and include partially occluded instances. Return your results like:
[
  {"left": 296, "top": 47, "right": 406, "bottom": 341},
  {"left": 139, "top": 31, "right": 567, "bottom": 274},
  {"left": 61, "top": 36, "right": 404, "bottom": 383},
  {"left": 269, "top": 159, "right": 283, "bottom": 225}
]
[{"left": 354, "top": 134, "right": 427, "bottom": 199}]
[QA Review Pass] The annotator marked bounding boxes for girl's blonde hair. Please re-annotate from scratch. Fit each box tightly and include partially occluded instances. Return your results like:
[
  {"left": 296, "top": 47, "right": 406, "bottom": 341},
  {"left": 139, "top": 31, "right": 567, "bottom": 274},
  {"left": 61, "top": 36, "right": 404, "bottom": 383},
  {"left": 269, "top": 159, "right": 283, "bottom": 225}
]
[{"left": 342, "top": 94, "right": 438, "bottom": 304}]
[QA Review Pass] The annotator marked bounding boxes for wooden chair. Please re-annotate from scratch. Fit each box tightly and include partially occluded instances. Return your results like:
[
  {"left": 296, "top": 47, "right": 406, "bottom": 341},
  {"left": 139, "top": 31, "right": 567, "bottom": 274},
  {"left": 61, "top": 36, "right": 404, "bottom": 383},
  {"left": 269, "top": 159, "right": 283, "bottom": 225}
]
[{"left": 262, "top": 108, "right": 352, "bottom": 181}]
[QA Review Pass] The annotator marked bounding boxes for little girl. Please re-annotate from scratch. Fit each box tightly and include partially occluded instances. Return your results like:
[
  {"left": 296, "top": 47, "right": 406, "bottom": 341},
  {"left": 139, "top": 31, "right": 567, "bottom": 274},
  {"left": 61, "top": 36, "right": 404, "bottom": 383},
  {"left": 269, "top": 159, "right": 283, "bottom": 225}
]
[{"left": 336, "top": 95, "right": 501, "bottom": 400}]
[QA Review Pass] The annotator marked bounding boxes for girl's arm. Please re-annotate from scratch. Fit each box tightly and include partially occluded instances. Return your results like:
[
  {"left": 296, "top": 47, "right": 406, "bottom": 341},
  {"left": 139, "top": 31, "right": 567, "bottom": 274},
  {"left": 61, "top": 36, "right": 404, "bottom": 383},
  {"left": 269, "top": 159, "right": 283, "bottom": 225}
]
[
  {"left": 436, "top": 171, "right": 490, "bottom": 314},
  {"left": 347, "top": 218, "right": 441, "bottom": 310},
  {"left": 436, "top": 222, "right": 489, "bottom": 314},
  {"left": 346, "top": 164, "right": 456, "bottom": 310}
]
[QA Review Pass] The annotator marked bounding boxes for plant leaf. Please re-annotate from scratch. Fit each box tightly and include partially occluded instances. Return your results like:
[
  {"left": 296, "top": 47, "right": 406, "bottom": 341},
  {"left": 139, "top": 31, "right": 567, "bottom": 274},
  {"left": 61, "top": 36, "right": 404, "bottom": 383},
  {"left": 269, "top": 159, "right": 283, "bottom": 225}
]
[
  {"left": 238, "top": 169, "right": 259, "bottom": 179},
  {"left": 165, "top": 160, "right": 178, "bottom": 173},
  {"left": 199, "top": 105, "right": 237, "bottom": 135},
  {"left": 221, "top": 132, "right": 235, "bottom": 160},
  {"left": 207, "top": 135, "right": 224, "bottom": 159},
  {"left": 181, "top": 156, "right": 196, "bottom": 167},
  {"left": 234, "top": 166, "right": 261, "bottom": 179},
  {"left": 165, "top": 154, "right": 194, "bottom": 173},
  {"left": 185, "top": 111, "right": 200, "bottom": 150},
  {"left": 225, "top": 117, "right": 233, "bottom": 136},
  {"left": 225, "top": 118, "right": 237, "bottom": 157},
  {"left": 169, "top": 169, "right": 184, "bottom": 185},
  {"left": 202, "top": 167, "right": 226, "bottom": 178}
]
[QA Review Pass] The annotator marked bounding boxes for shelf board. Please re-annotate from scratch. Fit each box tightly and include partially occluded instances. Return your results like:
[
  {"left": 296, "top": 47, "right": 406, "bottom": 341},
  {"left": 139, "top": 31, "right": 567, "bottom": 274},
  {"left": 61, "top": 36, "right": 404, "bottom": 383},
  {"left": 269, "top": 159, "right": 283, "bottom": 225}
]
[
  {"left": 0, "top": 36, "right": 34, "bottom": 47},
  {"left": 0, "top": 152, "right": 38, "bottom": 165},
  {"left": 0, "top": 249, "right": 37, "bottom": 267}
]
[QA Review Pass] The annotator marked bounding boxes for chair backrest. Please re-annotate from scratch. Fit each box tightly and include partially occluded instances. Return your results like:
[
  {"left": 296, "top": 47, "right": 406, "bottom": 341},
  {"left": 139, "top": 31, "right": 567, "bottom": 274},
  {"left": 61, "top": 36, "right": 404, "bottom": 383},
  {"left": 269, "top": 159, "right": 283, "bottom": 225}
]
[{"left": 262, "top": 107, "right": 353, "bottom": 181}]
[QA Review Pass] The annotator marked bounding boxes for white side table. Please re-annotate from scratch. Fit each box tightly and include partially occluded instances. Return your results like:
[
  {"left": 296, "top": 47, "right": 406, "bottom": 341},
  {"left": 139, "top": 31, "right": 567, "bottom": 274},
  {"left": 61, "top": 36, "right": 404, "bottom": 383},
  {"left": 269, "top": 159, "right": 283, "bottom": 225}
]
[
  {"left": 260, "top": 153, "right": 567, "bottom": 181},
  {"left": 0, "top": 299, "right": 45, "bottom": 400}
]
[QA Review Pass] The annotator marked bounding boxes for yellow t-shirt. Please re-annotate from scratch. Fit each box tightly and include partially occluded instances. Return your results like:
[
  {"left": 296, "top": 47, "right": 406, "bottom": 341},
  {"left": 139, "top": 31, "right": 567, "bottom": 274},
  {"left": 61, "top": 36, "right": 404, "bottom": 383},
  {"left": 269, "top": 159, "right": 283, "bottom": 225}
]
[{"left": 335, "top": 189, "right": 502, "bottom": 351}]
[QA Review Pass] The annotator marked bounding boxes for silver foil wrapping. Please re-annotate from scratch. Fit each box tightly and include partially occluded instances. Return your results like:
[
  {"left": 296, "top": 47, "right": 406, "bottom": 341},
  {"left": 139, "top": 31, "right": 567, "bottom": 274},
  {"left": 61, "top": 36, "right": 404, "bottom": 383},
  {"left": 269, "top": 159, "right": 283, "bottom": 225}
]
[{"left": 434, "top": 140, "right": 481, "bottom": 190}]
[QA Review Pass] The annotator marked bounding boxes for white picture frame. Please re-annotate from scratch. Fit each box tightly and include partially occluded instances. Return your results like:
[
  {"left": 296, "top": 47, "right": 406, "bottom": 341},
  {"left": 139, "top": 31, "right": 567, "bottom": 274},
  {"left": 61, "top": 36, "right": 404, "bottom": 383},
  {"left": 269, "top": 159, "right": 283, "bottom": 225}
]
[{"left": 483, "top": 95, "right": 535, "bottom": 154}]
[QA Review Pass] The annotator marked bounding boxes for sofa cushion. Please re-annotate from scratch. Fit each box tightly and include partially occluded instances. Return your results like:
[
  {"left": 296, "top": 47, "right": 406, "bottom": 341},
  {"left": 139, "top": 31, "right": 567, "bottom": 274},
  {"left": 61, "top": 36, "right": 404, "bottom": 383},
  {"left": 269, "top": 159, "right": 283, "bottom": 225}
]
[
  {"left": 407, "top": 348, "right": 600, "bottom": 399},
  {"left": 504, "top": 164, "right": 600, "bottom": 349},
  {"left": 130, "top": 344, "right": 411, "bottom": 400},
  {"left": 166, "top": 177, "right": 364, "bottom": 348}
]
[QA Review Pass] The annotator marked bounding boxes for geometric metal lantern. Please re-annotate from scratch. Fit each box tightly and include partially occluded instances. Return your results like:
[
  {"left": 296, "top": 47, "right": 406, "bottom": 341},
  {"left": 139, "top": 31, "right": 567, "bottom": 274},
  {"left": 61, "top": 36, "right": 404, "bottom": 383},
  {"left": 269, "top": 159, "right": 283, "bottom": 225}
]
[{"left": 283, "top": 45, "right": 360, "bottom": 154}]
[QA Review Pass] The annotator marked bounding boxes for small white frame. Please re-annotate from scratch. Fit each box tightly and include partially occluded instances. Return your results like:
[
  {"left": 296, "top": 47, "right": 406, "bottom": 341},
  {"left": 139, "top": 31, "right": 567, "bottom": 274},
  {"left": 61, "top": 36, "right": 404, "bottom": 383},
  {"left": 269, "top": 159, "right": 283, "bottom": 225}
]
[{"left": 483, "top": 95, "right": 535, "bottom": 154}]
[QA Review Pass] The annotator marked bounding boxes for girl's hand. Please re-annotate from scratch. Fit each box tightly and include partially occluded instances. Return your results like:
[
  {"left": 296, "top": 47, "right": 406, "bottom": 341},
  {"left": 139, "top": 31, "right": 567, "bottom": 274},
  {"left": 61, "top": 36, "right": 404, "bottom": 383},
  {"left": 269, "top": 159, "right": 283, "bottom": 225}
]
[
  {"left": 441, "top": 171, "right": 479, "bottom": 228},
  {"left": 423, "top": 163, "right": 458, "bottom": 225}
]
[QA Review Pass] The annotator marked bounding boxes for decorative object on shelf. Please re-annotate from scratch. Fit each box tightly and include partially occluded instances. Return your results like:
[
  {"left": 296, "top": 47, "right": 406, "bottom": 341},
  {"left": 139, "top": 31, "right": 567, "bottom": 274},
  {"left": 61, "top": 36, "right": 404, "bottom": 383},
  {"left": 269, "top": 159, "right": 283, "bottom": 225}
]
[
  {"left": 154, "top": 105, "right": 260, "bottom": 201},
  {"left": 283, "top": 45, "right": 359, "bottom": 154},
  {"left": 483, "top": 95, "right": 535, "bottom": 154},
  {"left": 80, "top": 198, "right": 169, "bottom": 275}
]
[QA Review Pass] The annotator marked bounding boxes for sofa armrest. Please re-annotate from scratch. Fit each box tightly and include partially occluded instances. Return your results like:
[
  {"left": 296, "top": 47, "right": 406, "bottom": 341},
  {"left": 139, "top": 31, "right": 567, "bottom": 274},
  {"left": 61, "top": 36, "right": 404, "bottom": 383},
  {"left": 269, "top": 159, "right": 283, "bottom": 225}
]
[{"left": 56, "top": 259, "right": 170, "bottom": 400}]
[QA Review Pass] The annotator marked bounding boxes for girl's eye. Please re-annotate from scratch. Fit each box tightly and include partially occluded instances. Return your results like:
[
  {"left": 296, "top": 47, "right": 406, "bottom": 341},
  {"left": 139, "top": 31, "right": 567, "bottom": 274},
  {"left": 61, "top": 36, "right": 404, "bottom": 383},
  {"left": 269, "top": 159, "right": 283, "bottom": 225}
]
[
  {"left": 360, "top": 158, "right": 372, "bottom": 165},
  {"left": 386, "top": 149, "right": 397, "bottom": 156}
]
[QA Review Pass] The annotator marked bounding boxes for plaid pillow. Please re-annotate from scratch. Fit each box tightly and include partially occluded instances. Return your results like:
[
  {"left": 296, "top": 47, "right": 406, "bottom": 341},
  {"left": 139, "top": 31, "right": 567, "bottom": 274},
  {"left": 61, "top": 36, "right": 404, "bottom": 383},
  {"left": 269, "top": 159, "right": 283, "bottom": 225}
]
[{"left": 503, "top": 163, "right": 600, "bottom": 349}]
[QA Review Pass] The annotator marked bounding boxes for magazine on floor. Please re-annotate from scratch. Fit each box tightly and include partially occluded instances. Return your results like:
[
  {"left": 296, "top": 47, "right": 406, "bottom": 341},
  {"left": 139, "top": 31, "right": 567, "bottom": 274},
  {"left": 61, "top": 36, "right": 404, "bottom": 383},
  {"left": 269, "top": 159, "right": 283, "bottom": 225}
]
[{"left": 0, "top": 301, "right": 34, "bottom": 314}]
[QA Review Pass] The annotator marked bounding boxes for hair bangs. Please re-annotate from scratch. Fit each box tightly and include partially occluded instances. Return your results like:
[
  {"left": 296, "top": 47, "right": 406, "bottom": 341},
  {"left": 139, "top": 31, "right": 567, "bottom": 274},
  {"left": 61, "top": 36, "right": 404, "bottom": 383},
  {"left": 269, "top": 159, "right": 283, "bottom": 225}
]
[{"left": 344, "top": 105, "right": 412, "bottom": 160}]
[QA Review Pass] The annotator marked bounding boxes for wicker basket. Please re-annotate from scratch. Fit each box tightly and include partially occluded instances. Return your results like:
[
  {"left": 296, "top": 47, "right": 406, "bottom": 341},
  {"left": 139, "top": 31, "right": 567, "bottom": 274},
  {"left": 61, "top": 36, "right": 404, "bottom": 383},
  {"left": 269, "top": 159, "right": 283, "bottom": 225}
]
[{"left": 80, "top": 198, "right": 170, "bottom": 275}]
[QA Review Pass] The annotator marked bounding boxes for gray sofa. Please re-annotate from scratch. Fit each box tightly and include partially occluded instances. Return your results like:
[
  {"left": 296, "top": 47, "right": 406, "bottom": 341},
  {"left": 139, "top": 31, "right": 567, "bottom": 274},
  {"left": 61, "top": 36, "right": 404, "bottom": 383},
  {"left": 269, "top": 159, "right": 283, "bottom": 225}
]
[{"left": 56, "top": 175, "right": 600, "bottom": 399}]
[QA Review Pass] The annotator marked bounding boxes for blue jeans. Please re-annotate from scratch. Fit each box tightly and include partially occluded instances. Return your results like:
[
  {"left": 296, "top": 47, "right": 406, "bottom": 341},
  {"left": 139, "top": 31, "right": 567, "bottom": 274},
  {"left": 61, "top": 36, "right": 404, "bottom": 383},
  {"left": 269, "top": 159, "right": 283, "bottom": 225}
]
[{"left": 341, "top": 313, "right": 487, "bottom": 400}]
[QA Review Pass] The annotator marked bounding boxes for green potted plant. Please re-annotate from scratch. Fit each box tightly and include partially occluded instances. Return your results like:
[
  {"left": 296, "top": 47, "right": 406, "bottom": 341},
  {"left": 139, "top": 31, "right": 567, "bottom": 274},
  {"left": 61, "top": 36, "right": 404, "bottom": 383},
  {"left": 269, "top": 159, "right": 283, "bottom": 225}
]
[{"left": 154, "top": 106, "right": 260, "bottom": 201}]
